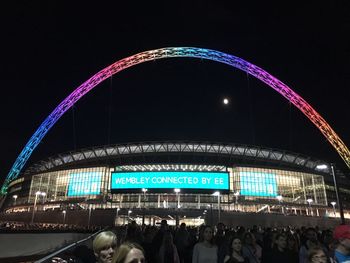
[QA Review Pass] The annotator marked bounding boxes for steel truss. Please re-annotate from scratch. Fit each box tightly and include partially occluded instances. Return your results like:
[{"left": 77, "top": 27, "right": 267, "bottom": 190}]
[
  {"left": 25, "top": 141, "right": 328, "bottom": 175},
  {"left": 1, "top": 47, "right": 349, "bottom": 194}
]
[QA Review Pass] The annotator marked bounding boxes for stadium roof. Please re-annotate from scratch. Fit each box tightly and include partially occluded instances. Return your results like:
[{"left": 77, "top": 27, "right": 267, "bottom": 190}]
[{"left": 24, "top": 142, "right": 331, "bottom": 175}]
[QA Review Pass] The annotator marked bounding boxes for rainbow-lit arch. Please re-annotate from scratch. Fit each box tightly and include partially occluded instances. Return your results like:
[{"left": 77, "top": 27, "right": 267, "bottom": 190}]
[{"left": 1, "top": 47, "right": 349, "bottom": 194}]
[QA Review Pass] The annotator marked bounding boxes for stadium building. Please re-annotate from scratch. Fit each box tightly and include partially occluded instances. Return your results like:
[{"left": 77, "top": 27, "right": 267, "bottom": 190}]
[{"left": 2, "top": 142, "right": 350, "bottom": 226}]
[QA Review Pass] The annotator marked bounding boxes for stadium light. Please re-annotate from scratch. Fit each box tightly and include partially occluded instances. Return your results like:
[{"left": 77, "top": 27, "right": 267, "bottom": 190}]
[
  {"left": 276, "top": 195, "right": 284, "bottom": 215},
  {"left": 115, "top": 207, "right": 120, "bottom": 226},
  {"left": 88, "top": 206, "right": 92, "bottom": 227},
  {"left": 331, "top": 201, "right": 337, "bottom": 217},
  {"left": 307, "top": 199, "right": 313, "bottom": 216},
  {"left": 316, "top": 163, "right": 345, "bottom": 224},
  {"left": 128, "top": 210, "right": 132, "bottom": 222},
  {"left": 41, "top": 192, "right": 46, "bottom": 204},
  {"left": 234, "top": 191, "right": 240, "bottom": 207},
  {"left": 316, "top": 164, "right": 328, "bottom": 170},
  {"left": 142, "top": 188, "right": 148, "bottom": 209},
  {"left": 174, "top": 189, "right": 181, "bottom": 208},
  {"left": 62, "top": 210, "right": 66, "bottom": 224},
  {"left": 212, "top": 191, "right": 221, "bottom": 223},
  {"left": 31, "top": 191, "right": 46, "bottom": 224},
  {"left": 12, "top": 195, "right": 18, "bottom": 206},
  {"left": 207, "top": 203, "right": 214, "bottom": 225}
]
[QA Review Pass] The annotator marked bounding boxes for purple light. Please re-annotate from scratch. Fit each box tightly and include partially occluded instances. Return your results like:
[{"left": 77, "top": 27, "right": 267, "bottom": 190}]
[{"left": 1, "top": 47, "right": 349, "bottom": 194}]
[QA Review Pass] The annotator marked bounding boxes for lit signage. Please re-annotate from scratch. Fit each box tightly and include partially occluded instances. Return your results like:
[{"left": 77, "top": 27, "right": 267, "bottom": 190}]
[
  {"left": 67, "top": 172, "right": 102, "bottom": 196},
  {"left": 111, "top": 171, "right": 229, "bottom": 190},
  {"left": 240, "top": 171, "right": 277, "bottom": 197}
]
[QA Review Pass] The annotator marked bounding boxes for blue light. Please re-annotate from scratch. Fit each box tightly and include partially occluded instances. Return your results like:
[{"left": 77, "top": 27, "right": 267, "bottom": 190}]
[
  {"left": 240, "top": 171, "right": 277, "bottom": 197},
  {"left": 111, "top": 171, "right": 229, "bottom": 190},
  {"left": 67, "top": 172, "right": 102, "bottom": 196}
]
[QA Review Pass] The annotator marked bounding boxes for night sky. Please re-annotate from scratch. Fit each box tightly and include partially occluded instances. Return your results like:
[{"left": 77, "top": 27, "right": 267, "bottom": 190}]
[{"left": 1, "top": 1, "right": 349, "bottom": 184}]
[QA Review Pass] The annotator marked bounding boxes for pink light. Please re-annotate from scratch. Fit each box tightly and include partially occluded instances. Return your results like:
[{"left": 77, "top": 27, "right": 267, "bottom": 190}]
[{"left": 1, "top": 47, "right": 349, "bottom": 194}]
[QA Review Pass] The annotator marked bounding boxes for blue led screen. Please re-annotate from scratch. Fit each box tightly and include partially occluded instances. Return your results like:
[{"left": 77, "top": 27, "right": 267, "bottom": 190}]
[
  {"left": 240, "top": 171, "right": 277, "bottom": 197},
  {"left": 67, "top": 172, "right": 102, "bottom": 196},
  {"left": 111, "top": 171, "right": 229, "bottom": 190}
]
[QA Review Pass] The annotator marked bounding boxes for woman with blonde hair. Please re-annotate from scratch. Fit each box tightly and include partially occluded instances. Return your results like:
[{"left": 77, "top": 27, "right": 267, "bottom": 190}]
[
  {"left": 112, "top": 242, "right": 146, "bottom": 263},
  {"left": 307, "top": 247, "right": 329, "bottom": 263},
  {"left": 93, "top": 231, "right": 117, "bottom": 263}
]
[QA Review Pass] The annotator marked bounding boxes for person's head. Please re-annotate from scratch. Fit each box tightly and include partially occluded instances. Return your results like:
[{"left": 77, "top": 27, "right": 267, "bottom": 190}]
[
  {"left": 305, "top": 228, "right": 318, "bottom": 243},
  {"left": 243, "top": 232, "right": 255, "bottom": 245},
  {"left": 200, "top": 225, "right": 214, "bottom": 243},
  {"left": 160, "top": 219, "right": 168, "bottom": 231},
  {"left": 274, "top": 233, "right": 287, "bottom": 251},
  {"left": 287, "top": 234, "right": 298, "bottom": 250},
  {"left": 161, "top": 219, "right": 167, "bottom": 227},
  {"left": 112, "top": 242, "right": 145, "bottom": 263},
  {"left": 216, "top": 222, "right": 225, "bottom": 236},
  {"left": 180, "top": 223, "right": 186, "bottom": 230},
  {"left": 230, "top": 237, "right": 243, "bottom": 253},
  {"left": 308, "top": 247, "right": 327, "bottom": 263},
  {"left": 333, "top": 225, "right": 350, "bottom": 253},
  {"left": 93, "top": 231, "right": 117, "bottom": 263},
  {"left": 217, "top": 222, "right": 225, "bottom": 231}
]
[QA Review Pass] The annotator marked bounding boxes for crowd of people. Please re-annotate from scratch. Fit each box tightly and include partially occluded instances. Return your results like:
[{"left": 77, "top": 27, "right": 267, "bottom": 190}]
[
  {"left": 0, "top": 221, "right": 101, "bottom": 233},
  {"left": 50, "top": 220, "right": 350, "bottom": 263}
]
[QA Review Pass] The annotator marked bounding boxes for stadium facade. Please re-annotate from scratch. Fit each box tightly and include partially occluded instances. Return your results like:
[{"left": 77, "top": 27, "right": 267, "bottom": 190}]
[{"left": 3, "top": 142, "right": 350, "bottom": 226}]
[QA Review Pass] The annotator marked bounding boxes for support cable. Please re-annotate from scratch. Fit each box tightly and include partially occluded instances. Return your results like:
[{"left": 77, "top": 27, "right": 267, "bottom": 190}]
[
  {"left": 72, "top": 105, "right": 77, "bottom": 151},
  {"left": 107, "top": 75, "right": 113, "bottom": 145},
  {"left": 246, "top": 72, "right": 256, "bottom": 144},
  {"left": 1, "top": 47, "right": 349, "bottom": 194}
]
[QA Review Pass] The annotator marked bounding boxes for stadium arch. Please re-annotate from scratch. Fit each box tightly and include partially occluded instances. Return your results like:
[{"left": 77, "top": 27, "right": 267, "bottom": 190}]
[{"left": 1, "top": 47, "right": 349, "bottom": 194}]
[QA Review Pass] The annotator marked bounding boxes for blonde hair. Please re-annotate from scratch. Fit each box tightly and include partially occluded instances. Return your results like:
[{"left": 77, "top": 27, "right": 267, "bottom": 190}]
[
  {"left": 307, "top": 246, "right": 327, "bottom": 262},
  {"left": 93, "top": 231, "right": 117, "bottom": 254},
  {"left": 112, "top": 242, "right": 144, "bottom": 263}
]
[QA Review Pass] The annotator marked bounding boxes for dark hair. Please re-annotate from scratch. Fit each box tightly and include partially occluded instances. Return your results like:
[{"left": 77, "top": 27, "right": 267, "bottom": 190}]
[
  {"left": 230, "top": 236, "right": 243, "bottom": 254},
  {"left": 273, "top": 233, "right": 287, "bottom": 248},
  {"left": 243, "top": 232, "right": 255, "bottom": 244},
  {"left": 199, "top": 225, "right": 214, "bottom": 243},
  {"left": 286, "top": 233, "right": 299, "bottom": 252},
  {"left": 275, "top": 233, "right": 287, "bottom": 241}
]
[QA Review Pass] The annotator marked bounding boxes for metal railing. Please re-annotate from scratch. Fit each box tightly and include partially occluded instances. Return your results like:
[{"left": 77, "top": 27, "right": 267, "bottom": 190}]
[{"left": 35, "top": 228, "right": 107, "bottom": 263}]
